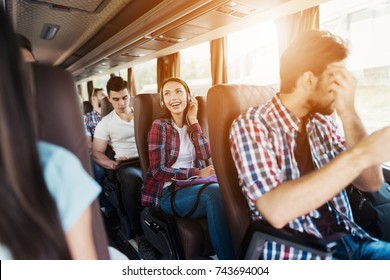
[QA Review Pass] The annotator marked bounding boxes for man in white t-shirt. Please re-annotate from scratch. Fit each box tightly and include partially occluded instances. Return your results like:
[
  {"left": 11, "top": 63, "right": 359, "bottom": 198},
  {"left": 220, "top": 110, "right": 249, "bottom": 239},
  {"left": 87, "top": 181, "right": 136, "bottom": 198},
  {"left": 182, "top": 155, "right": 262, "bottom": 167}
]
[{"left": 93, "top": 76, "right": 156, "bottom": 260}]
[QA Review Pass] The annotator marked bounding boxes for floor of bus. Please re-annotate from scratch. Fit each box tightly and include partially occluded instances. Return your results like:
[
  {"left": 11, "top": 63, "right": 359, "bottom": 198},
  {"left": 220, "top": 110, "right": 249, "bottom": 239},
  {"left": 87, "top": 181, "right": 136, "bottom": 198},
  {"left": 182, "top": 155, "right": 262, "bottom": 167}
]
[
  {"left": 102, "top": 208, "right": 142, "bottom": 260},
  {"left": 101, "top": 207, "right": 217, "bottom": 260}
]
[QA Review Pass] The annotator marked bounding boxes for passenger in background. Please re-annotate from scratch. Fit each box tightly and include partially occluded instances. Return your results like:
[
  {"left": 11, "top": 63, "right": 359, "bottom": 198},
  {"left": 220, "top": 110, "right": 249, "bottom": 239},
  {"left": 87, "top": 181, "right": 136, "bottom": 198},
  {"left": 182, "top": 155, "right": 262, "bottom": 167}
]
[
  {"left": 230, "top": 30, "right": 390, "bottom": 259},
  {"left": 82, "top": 88, "right": 111, "bottom": 215},
  {"left": 142, "top": 77, "right": 234, "bottom": 260},
  {"left": 15, "top": 32, "right": 36, "bottom": 62},
  {"left": 92, "top": 76, "right": 156, "bottom": 260},
  {"left": 84, "top": 88, "right": 106, "bottom": 143},
  {"left": 0, "top": 9, "right": 98, "bottom": 259}
]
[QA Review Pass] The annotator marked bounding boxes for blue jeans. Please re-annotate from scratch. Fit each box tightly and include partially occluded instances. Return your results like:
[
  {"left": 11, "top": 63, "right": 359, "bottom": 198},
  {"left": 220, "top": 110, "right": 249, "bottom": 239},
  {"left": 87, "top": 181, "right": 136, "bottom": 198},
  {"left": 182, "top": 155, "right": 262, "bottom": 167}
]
[
  {"left": 160, "top": 183, "right": 234, "bottom": 260},
  {"left": 91, "top": 159, "right": 114, "bottom": 212},
  {"left": 333, "top": 234, "right": 390, "bottom": 259}
]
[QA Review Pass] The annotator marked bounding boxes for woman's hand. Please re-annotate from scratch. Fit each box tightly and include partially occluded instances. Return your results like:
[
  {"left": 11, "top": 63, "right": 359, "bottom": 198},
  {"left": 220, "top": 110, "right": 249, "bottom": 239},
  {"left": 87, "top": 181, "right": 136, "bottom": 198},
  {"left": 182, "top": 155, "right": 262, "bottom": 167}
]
[
  {"left": 186, "top": 97, "right": 198, "bottom": 125},
  {"left": 199, "top": 165, "right": 215, "bottom": 177}
]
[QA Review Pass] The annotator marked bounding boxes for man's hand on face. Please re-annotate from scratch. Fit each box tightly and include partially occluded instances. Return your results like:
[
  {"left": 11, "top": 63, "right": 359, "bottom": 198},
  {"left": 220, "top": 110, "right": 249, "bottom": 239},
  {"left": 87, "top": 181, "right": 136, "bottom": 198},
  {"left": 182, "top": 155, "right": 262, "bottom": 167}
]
[{"left": 327, "top": 64, "right": 357, "bottom": 118}]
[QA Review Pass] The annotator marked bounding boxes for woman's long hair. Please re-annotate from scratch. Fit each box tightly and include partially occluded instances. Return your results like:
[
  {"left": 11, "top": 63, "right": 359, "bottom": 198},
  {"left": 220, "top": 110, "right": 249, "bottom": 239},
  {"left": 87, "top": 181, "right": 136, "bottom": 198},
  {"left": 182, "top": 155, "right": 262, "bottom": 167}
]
[{"left": 0, "top": 9, "right": 71, "bottom": 259}]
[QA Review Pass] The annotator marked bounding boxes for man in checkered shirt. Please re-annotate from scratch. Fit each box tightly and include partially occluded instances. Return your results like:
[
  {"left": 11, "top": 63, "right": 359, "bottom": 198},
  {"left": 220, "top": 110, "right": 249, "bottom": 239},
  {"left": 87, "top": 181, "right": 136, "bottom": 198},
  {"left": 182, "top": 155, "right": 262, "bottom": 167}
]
[{"left": 230, "top": 30, "right": 390, "bottom": 259}]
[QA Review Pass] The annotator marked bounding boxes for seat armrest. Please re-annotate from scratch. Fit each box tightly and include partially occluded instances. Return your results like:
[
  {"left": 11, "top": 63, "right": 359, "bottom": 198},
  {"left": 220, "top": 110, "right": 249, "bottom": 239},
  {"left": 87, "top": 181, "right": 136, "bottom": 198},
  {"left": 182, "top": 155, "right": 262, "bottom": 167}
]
[{"left": 238, "top": 221, "right": 336, "bottom": 259}]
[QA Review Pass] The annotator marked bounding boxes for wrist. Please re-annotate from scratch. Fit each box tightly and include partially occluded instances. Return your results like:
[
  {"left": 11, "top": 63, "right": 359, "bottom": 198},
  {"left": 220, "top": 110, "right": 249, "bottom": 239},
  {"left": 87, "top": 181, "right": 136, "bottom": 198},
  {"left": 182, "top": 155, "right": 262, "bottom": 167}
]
[
  {"left": 188, "top": 118, "right": 198, "bottom": 125},
  {"left": 349, "top": 143, "right": 372, "bottom": 171},
  {"left": 337, "top": 107, "right": 358, "bottom": 122}
]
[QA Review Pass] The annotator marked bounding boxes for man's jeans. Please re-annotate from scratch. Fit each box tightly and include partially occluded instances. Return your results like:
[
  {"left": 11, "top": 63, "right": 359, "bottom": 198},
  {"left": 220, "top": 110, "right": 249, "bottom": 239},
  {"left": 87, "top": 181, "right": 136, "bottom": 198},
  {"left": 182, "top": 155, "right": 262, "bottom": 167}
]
[
  {"left": 91, "top": 160, "right": 113, "bottom": 212},
  {"left": 333, "top": 234, "right": 390, "bottom": 259},
  {"left": 160, "top": 183, "right": 234, "bottom": 260},
  {"left": 115, "top": 164, "right": 143, "bottom": 236}
]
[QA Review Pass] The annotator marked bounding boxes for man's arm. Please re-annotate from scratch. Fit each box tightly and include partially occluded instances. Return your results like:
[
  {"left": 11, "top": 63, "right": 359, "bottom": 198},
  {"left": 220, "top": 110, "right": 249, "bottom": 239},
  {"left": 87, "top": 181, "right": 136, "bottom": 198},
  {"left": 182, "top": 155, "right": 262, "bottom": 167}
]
[
  {"left": 330, "top": 65, "right": 383, "bottom": 191},
  {"left": 92, "top": 138, "right": 118, "bottom": 170},
  {"left": 256, "top": 126, "right": 390, "bottom": 229},
  {"left": 338, "top": 110, "right": 383, "bottom": 191}
]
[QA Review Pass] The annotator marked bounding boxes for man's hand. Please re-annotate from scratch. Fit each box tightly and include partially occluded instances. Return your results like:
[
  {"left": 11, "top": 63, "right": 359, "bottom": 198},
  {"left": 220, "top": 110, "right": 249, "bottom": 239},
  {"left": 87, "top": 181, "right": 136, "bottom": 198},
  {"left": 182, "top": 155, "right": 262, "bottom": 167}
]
[{"left": 328, "top": 64, "right": 357, "bottom": 118}]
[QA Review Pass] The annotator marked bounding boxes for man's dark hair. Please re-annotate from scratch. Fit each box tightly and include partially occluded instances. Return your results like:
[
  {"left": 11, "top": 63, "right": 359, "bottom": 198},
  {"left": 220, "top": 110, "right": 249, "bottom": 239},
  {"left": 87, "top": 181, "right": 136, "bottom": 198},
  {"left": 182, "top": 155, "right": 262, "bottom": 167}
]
[
  {"left": 280, "top": 30, "right": 349, "bottom": 93},
  {"left": 106, "top": 76, "right": 126, "bottom": 96}
]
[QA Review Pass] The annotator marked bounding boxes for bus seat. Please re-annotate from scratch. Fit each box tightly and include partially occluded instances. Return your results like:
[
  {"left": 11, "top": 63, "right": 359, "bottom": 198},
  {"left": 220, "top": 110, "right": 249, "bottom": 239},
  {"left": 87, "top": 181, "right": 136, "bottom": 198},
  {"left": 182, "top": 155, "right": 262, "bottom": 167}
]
[
  {"left": 83, "top": 100, "right": 93, "bottom": 114},
  {"left": 101, "top": 95, "right": 134, "bottom": 117},
  {"left": 101, "top": 96, "right": 113, "bottom": 117},
  {"left": 207, "top": 84, "right": 337, "bottom": 259},
  {"left": 194, "top": 95, "right": 212, "bottom": 166},
  {"left": 134, "top": 93, "right": 214, "bottom": 259},
  {"left": 31, "top": 63, "right": 109, "bottom": 259}
]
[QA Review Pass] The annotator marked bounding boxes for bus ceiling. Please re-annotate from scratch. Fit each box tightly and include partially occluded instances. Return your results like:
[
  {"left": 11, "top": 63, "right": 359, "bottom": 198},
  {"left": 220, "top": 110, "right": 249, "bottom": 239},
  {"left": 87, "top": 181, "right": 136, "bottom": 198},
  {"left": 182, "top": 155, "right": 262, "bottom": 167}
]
[{"left": 6, "top": 0, "right": 328, "bottom": 82}]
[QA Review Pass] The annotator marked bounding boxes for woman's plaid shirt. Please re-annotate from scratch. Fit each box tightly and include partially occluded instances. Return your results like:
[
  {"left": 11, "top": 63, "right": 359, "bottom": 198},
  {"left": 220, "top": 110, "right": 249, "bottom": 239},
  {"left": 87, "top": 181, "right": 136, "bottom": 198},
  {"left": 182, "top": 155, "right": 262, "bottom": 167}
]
[
  {"left": 229, "top": 95, "right": 372, "bottom": 259},
  {"left": 142, "top": 118, "right": 210, "bottom": 208}
]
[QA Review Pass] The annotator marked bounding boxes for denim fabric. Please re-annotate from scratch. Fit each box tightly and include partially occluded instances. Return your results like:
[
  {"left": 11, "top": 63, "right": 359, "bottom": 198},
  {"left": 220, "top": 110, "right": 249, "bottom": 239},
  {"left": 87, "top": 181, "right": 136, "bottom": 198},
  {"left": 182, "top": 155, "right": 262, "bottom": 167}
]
[
  {"left": 116, "top": 164, "right": 143, "bottom": 235},
  {"left": 160, "top": 183, "right": 234, "bottom": 260},
  {"left": 91, "top": 159, "right": 114, "bottom": 212},
  {"left": 333, "top": 234, "right": 390, "bottom": 259}
]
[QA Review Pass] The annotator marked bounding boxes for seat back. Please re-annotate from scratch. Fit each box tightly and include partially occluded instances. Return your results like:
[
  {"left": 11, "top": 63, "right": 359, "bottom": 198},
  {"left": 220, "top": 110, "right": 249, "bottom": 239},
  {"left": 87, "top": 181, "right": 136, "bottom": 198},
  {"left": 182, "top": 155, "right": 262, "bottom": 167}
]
[
  {"left": 31, "top": 63, "right": 109, "bottom": 259},
  {"left": 101, "top": 96, "right": 113, "bottom": 117},
  {"left": 83, "top": 101, "right": 93, "bottom": 114},
  {"left": 133, "top": 94, "right": 164, "bottom": 179},
  {"left": 101, "top": 96, "right": 135, "bottom": 118},
  {"left": 207, "top": 84, "right": 276, "bottom": 256}
]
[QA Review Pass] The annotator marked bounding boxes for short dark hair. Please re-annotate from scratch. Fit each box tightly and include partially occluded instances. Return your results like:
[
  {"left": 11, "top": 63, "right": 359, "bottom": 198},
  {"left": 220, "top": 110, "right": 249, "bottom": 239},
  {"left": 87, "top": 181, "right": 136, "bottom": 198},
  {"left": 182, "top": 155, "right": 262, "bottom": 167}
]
[
  {"left": 280, "top": 30, "right": 349, "bottom": 93},
  {"left": 106, "top": 76, "right": 126, "bottom": 96}
]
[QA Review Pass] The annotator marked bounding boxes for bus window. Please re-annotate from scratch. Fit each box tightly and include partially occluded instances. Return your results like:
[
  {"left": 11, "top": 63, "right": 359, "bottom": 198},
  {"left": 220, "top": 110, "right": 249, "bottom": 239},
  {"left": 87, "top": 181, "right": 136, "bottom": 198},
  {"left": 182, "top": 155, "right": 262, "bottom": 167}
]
[
  {"left": 227, "top": 21, "right": 280, "bottom": 87},
  {"left": 80, "top": 82, "right": 89, "bottom": 100},
  {"left": 92, "top": 74, "right": 111, "bottom": 93},
  {"left": 134, "top": 59, "right": 157, "bottom": 93},
  {"left": 321, "top": 0, "right": 390, "bottom": 135},
  {"left": 180, "top": 42, "right": 212, "bottom": 96}
]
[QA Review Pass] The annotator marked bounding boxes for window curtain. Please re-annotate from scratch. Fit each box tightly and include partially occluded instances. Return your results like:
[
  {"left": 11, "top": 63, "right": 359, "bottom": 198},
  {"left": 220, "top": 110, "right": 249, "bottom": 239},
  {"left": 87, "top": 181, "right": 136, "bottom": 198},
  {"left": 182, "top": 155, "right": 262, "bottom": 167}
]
[
  {"left": 87, "top": 80, "right": 94, "bottom": 101},
  {"left": 210, "top": 37, "right": 227, "bottom": 85},
  {"left": 127, "top": 67, "right": 137, "bottom": 96},
  {"left": 276, "top": 6, "right": 319, "bottom": 55},
  {"left": 77, "top": 84, "right": 82, "bottom": 98},
  {"left": 157, "top": 52, "right": 180, "bottom": 92}
]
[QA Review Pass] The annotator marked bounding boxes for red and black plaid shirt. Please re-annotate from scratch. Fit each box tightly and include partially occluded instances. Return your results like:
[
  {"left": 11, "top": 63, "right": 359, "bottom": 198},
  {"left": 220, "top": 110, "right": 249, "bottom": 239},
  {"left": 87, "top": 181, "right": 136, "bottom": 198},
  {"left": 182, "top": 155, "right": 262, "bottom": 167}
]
[
  {"left": 230, "top": 95, "right": 372, "bottom": 259},
  {"left": 142, "top": 118, "right": 210, "bottom": 207}
]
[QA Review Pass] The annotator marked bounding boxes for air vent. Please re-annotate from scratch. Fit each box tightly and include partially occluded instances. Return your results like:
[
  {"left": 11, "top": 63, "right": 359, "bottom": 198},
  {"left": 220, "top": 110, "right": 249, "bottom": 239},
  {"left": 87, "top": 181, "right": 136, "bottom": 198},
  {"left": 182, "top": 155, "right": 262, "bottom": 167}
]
[{"left": 215, "top": 1, "right": 256, "bottom": 18}]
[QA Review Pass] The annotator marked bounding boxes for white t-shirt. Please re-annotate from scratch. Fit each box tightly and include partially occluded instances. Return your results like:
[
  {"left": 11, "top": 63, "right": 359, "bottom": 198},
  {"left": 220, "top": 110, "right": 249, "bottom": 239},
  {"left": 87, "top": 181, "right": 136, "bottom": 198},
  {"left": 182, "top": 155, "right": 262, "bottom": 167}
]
[
  {"left": 163, "top": 124, "right": 196, "bottom": 189},
  {"left": 171, "top": 124, "right": 195, "bottom": 169},
  {"left": 94, "top": 110, "right": 138, "bottom": 159}
]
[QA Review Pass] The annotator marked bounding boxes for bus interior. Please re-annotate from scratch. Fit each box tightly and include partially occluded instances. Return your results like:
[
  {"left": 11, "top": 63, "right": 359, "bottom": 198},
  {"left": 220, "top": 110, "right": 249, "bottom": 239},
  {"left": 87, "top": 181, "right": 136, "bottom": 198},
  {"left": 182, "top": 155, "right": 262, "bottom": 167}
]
[{"left": 3, "top": 0, "right": 390, "bottom": 260}]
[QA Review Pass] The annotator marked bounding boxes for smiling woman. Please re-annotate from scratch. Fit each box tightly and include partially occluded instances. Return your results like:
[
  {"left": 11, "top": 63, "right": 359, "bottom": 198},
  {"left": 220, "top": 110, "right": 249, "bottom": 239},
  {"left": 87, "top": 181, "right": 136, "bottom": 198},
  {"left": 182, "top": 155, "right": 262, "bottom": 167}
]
[{"left": 143, "top": 77, "right": 235, "bottom": 260}]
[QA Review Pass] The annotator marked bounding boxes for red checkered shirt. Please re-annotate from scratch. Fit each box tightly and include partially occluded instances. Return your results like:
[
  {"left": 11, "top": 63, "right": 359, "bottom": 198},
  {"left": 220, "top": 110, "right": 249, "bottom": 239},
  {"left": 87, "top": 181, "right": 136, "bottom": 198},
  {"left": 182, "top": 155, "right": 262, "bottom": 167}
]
[
  {"left": 230, "top": 94, "right": 372, "bottom": 259},
  {"left": 142, "top": 118, "right": 210, "bottom": 207}
]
